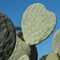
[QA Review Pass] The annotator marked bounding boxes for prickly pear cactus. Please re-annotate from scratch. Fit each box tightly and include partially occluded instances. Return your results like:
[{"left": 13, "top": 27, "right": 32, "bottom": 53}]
[
  {"left": 17, "top": 32, "right": 38, "bottom": 60},
  {"left": 8, "top": 35, "right": 31, "bottom": 60},
  {"left": 52, "top": 29, "right": 60, "bottom": 55},
  {"left": 0, "top": 13, "right": 16, "bottom": 60},
  {"left": 22, "top": 3, "right": 56, "bottom": 45},
  {"left": 46, "top": 52, "right": 59, "bottom": 60},
  {"left": 17, "top": 32, "right": 24, "bottom": 41},
  {"left": 18, "top": 55, "right": 30, "bottom": 60}
]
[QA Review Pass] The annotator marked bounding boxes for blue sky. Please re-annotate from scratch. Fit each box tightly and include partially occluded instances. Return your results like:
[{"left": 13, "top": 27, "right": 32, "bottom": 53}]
[{"left": 0, "top": 0, "right": 60, "bottom": 59}]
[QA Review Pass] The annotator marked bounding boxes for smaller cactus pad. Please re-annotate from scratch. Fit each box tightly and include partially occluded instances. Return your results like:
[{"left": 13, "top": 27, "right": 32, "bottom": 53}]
[
  {"left": 0, "top": 13, "right": 16, "bottom": 60},
  {"left": 18, "top": 55, "right": 30, "bottom": 60},
  {"left": 22, "top": 3, "right": 56, "bottom": 45},
  {"left": 8, "top": 35, "right": 31, "bottom": 60},
  {"left": 52, "top": 29, "right": 60, "bottom": 55},
  {"left": 46, "top": 52, "right": 59, "bottom": 60}
]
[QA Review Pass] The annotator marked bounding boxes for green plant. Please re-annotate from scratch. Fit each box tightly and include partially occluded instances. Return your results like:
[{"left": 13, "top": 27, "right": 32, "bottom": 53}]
[
  {"left": 8, "top": 35, "right": 31, "bottom": 60},
  {"left": 1, "top": 2, "right": 60, "bottom": 60},
  {"left": 0, "top": 13, "right": 16, "bottom": 60},
  {"left": 52, "top": 29, "right": 60, "bottom": 55}
]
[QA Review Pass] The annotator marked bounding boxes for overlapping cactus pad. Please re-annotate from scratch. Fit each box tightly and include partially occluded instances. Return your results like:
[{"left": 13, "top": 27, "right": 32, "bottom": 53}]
[
  {"left": 18, "top": 55, "right": 30, "bottom": 60},
  {"left": 17, "top": 32, "right": 38, "bottom": 60},
  {"left": 8, "top": 35, "right": 31, "bottom": 60},
  {"left": 22, "top": 3, "right": 56, "bottom": 45},
  {"left": 0, "top": 13, "right": 16, "bottom": 60},
  {"left": 52, "top": 29, "right": 60, "bottom": 55},
  {"left": 46, "top": 52, "right": 59, "bottom": 60}
]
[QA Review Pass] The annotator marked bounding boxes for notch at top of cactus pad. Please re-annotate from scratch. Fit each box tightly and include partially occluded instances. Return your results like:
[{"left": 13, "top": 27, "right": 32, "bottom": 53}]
[{"left": 22, "top": 3, "right": 56, "bottom": 45}]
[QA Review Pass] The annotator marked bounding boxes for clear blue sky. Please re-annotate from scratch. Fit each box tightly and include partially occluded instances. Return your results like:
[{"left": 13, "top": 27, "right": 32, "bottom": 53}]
[{"left": 0, "top": 0, "right": 60, "bottom": 59}]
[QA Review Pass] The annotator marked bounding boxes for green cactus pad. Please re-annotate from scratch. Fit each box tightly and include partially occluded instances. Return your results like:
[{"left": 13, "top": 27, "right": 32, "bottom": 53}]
[
  {"left": 22, "top": 3, "right": 56, "bottom": 45},
  {"left": 18, "top": 55, "right": 29, "bottom": 60},
  {"left": 17, "top": 32, "right": 38, "bottom": 60},
  {"left": 0, "top": 13, "right": 16, "bottom": 60},
  {"left": 46, "top": 52, "right": 59, "bottom": 60},
  {"left": 29, "top": 45, "right": 38, "bottom": 60},
  {"left": 8, "top": 35, "right": 31, "bottom": 60},
  {"left": 52, "top": 29, "right": 60, "bottom": 55}
]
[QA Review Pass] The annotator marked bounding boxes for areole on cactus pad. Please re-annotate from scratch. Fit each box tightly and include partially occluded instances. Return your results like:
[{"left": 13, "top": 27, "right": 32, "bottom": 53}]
[{"left": 22, "top": 3, "right": 56, "bottom": 45}]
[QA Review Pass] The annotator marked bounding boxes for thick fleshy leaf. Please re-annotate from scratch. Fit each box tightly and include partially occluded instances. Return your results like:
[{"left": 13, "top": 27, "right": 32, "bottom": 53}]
[
  {"left": 18, "top": 55, "right": 29, "bottom": 60},
  {"left": 46, "top": 52, "right": 59, "bottom": 60},
  {"left": 52, "top": 29, "right": 60, "bottom": 55},
  {"left": 22, "top": 3, "right": 56, "bottom": 45},
  {"left": 8, "top": 35, "right": 31, "bottom": 60},
  {"left": 17, "top": 32, "right": 38, "bottom": 60},
  {"left": 0, "top": 13, "right": 16, "bottom": 60}
]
